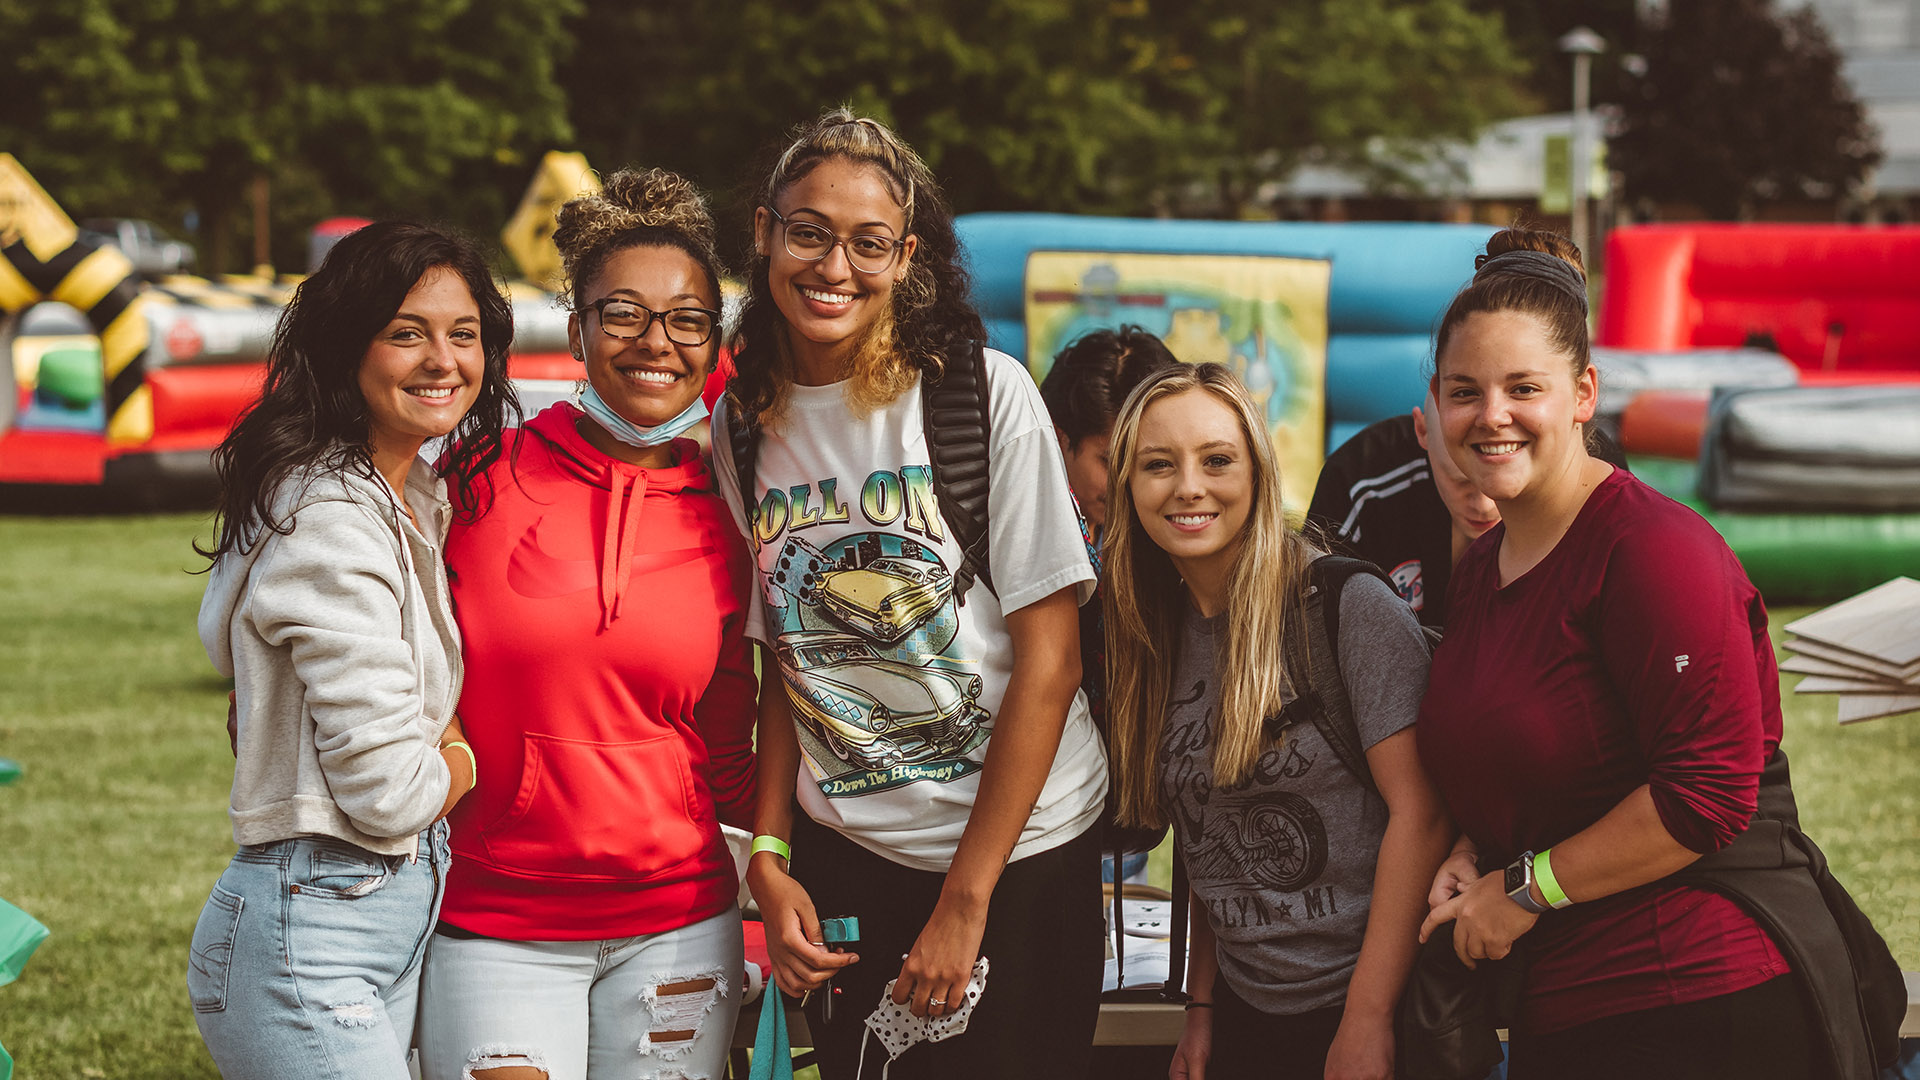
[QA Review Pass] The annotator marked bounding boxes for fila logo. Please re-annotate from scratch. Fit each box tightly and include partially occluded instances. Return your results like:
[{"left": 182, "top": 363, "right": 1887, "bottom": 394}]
[{"left": 1675, "top": 654, "right": 1691, "bottom": 673}]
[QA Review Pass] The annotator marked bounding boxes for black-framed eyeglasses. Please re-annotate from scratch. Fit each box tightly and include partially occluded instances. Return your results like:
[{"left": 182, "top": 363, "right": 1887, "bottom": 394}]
[
  {"left": 766, "top": 207, "right": 907, "bottom": 274},
  {"left": 580, "top": 297, "right": 721, "bottom": 346}
]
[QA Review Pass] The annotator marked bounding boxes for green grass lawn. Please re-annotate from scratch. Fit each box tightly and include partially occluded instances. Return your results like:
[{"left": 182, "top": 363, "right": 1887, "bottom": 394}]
[{"left": 0, "top": 511, "right": 1914, "bottom": 1078}]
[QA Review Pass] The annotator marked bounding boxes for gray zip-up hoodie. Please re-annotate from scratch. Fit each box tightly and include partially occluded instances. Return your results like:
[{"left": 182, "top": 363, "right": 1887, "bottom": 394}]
[{"left": 199, "top": 454, "right": 462, "bottom": 856}]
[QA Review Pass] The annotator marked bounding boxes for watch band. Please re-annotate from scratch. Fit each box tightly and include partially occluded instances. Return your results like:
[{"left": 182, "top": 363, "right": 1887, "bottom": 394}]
[
  {"left": 1535, "top": 847, "right": 1573, "bottom": 909},
  {"left": 1505, "top": 851, "right": 1551, "bottom": 915}
]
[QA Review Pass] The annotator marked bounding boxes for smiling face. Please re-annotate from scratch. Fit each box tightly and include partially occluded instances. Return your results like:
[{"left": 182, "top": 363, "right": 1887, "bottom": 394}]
[
  {"left": 357, "top": 264, "right": 485, "bottom": 470},
  {"left": 1433, "top": 309, "right": 1597, "bottom": 506},
  {"left": 568, "top": 244, "right": 717, "bottom": 434},
  {"left": 756, "top": 157, "right": 917, "bottom": 380},
  {"left": 1128, "top": 389, "right": 1255, "bottom": 595}
]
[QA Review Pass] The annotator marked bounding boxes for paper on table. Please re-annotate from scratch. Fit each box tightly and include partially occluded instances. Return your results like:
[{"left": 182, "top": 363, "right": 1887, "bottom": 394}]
[
  {"left": 1784, "top": 577, "right": 1920, "bottom": 666},
  {"left": 1785, "top": 636, "right": 1920, "bottom": 682},
  {"left": 1794, "top": 674, "right": 1920, "bottom": 695},
  {"left": 1835, "top": 693, "right": 1920, "bottom": 724}
]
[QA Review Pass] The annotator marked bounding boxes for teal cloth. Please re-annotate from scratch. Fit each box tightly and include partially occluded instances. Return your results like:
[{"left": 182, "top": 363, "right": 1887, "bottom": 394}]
[
  {"left": 0, "top": 897, "right": 49, "bottom": 1080},
  {"left": 0, "top": 898, "right": 48, "bottom": 988},
  {"left": 750, "top": 985, "right": 795, "bottom": 1080}
]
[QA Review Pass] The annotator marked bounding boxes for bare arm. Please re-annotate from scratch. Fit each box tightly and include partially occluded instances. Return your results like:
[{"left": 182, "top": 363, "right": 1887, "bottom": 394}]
[
  {"left": 1328, "top": 729, "right": 1453, "bottom": 1080},
  {"left": 892, "top": 585, "right": 1084, "bottom": 1017},
  {"left": 1421, "top": 784, "right": 1698, "bottom": 966},
  {"left": 1173, "top": 894, "right": 1220, "bottom": 1080},
  {"left": 743, "top": 645, "right": 858, "bottom": 995}
]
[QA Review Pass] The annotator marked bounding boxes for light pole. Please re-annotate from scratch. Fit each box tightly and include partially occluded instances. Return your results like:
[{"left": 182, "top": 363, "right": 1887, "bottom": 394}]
[{"left": 1560, "top": 26, "right": 1605, "bottom": 260}]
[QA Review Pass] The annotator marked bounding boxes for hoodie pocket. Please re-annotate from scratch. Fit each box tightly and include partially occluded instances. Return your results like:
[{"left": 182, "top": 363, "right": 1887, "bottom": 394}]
[{"left": 479, "top": 732, "right": 714, "bottom": 880}]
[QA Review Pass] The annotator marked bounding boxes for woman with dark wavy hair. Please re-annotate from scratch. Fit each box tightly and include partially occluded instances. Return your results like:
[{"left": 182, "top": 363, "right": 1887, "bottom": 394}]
[
  {"left": 188, "top": 221, "right": 512, "bottom": 1078},
  {"left": 714, "top": 109, "right": 1107, "bottom": 1080}
]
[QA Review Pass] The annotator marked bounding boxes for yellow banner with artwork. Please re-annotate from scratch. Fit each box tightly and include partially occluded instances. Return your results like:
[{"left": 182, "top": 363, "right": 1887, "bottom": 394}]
[{"left": 1024, "top": 250, "right": 1332, "bottom": 513}]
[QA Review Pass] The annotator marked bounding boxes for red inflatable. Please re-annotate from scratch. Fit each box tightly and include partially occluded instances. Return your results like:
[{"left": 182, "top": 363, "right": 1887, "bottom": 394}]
[{"left": 1598, "top": 225, "right": 1920, "bottom": 384}]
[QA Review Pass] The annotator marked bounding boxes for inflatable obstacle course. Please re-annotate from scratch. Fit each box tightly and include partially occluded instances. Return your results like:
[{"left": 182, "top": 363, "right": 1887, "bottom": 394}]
[{"left": 955, "top": 214, "right": 1496, "bottom": 460}]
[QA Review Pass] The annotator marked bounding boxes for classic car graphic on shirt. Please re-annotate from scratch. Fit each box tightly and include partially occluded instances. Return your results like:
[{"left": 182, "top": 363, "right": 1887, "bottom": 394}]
[
  {"left": 817, "top": 556, "right": 955, "bottom": 643},
  {"left": 776, "top": 630, "right": 986, "bottom": 770},
  {"left": 761, "top": 528, "right": 991, "bottom": 795}
]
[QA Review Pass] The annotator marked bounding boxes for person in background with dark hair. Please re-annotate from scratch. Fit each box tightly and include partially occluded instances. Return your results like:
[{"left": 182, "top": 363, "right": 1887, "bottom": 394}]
[
  {"left": 416, "top": 167, "right": 757, "bottom": 1080},
  {"left": 715, "top": 109, "right": 1106, "bottom": 1080},
  {"left": 1416, "top": 228, "right": 1809, "bottom": 1080},
  {"left": 1039, "top": 325, "right": 1182, "bottom": 533},
  {"left": 188, "top": 222, "right": 512, "bottom": 1078},
  {"left": 1308, "top": 393, "right": 1628, "bottom": 629}
]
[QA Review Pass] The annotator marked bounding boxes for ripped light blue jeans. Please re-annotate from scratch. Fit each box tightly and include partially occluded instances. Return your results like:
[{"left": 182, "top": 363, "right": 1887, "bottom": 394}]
[
  {"left": 187, "top": 822, "right": 450, "bottom": 1079},
  {"left": 416, "top": 907, "right": 744, "bottom": 1080}
]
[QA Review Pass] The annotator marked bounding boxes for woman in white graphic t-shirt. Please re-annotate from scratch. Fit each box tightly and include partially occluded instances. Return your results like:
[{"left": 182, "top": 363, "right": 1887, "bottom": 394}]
[{"left": 713, "top": 109, "right": 1108, "bottom": 1080}]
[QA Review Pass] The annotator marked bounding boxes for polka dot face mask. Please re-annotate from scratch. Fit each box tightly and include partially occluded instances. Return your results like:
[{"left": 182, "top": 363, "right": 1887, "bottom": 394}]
[{"left": 858, "top": 956, "right": 990, "bottom": 1078}]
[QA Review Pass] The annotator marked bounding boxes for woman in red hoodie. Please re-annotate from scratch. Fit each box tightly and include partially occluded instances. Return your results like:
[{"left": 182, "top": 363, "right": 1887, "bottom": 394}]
[{"left": 415, "top": 169, "right": 758, "bottom": 1080}]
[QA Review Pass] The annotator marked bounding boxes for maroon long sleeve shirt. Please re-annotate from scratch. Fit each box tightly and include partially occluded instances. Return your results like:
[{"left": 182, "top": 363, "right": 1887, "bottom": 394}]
[{"left": 1418, "top": 469, "right": 1787, "bottom": 1034}]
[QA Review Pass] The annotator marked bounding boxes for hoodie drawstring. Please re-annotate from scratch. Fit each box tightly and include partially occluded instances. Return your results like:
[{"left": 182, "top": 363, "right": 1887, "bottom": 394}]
[{"left": 600, "top": 470, "right": 649, "bottom": 630}]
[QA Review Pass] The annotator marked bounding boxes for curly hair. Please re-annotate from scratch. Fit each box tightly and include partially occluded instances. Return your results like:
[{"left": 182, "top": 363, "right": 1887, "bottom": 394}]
[
  {"left": 199, "top": 221, "right": 518, "bottom": 562},
  {"left": 728, "top": 108, "right": 986, "bottom": 430},
  {"left": 1434, "top": 226, "right": 1590, "bottom": 380},
  {"left": 552, "top": 166, "right": 724, "bottom": 312}
]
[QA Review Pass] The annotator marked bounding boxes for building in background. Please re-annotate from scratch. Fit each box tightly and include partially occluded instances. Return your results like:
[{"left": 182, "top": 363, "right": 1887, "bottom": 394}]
[{"left": 1798, "top": 0, "right": 1920, "bottom": 219}]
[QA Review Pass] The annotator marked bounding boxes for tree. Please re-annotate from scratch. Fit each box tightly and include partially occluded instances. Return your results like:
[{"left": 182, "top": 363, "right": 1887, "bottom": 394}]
[
  {"left": 1610, "top": 0, "right": 1881, "bottom": 220},
  {"left": 0, "top": 0, "right": 577, "bottom": 272},
  {"left": 563, "top": 0, "right": 1532, "bottom": 221}
]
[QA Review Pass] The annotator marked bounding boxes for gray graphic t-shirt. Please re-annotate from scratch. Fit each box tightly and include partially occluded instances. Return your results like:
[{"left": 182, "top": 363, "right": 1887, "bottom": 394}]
[{"left": 1159, "top": 571, "right": 1430, "bottom": 1014}]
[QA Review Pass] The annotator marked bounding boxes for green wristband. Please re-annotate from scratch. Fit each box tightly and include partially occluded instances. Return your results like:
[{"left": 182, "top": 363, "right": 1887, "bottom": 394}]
[
  {"left": 751, "top": 834, "right": 791, "bottom": 862},
  {"left": 1535, "top": 847, "right": 1572, "bottom": 909}
]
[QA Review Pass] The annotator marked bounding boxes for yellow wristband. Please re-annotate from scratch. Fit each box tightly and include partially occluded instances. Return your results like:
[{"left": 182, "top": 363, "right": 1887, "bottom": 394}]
[
  {"left": 751, "top": 834, "right": 791, "bottom": 862},
  {"left": 441, "top": 740, "right": 477, "bottom": 790},
  {"left": 1535, "top": 847, "right": 1571, "bottom": 909}
]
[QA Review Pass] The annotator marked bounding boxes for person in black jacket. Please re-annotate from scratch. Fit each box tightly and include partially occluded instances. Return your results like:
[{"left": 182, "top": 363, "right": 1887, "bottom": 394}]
[{"left": 1308, "top": 391, "right": 1626, "bottom": 628}]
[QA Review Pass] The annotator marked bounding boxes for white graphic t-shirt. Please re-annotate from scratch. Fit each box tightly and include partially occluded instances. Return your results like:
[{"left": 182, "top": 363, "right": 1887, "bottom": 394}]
[{"left": 713, "top": 348, "right": 1106, "bottom": 871}]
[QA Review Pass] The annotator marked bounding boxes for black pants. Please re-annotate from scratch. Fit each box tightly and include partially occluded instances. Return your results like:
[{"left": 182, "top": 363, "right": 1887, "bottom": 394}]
[
  {"left": 789, "top": 810, "right": 1105, "bottom": 1080},
  {"left": 1507, "top": 975, "right": 1819, "bottom": 1080},
  {"left": 1207, "top": 977, "right": 1345, "bottom": 1080}
]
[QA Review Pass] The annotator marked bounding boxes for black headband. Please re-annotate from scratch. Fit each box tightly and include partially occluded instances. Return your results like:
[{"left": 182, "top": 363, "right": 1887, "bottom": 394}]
[{"left": 1472, "top": 249, "right": 1588, "bottom": 313}]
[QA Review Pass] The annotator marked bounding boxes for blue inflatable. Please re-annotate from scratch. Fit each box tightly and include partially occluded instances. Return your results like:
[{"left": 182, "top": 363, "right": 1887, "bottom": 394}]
[{"left": 954, "top": 214, "right": 1495, "bottom": 452}]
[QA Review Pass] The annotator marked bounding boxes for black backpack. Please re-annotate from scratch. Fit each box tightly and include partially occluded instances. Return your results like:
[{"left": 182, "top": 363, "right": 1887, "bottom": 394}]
[{"left": 726, "top": 342, "right": 1160, "bottom": 862}]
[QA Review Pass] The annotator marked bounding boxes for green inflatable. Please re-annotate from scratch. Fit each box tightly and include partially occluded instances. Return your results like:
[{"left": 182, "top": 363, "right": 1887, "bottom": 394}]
[
  {"left": 0, "top": 897, "right": 49, "bottom": 1080},
  {"left": 1632, "top": 457, "right": 1920, "bottom": 604}
]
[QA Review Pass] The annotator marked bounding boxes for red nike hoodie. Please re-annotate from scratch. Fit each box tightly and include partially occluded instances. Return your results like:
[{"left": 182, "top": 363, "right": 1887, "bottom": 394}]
[{"left": 439, "top": 402, "right": 757, "bottom": 939}]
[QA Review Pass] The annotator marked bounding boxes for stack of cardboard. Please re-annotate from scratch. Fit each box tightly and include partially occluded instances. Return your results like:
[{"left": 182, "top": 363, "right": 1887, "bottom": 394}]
[{"left": 1783, "top": 577, "right": 1920, "bottom": 723}]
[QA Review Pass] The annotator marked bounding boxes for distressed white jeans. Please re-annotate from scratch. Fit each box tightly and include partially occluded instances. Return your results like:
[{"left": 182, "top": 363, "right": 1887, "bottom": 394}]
[{"left": 416, "top": 908, "right": 743, "bottom": 1080}]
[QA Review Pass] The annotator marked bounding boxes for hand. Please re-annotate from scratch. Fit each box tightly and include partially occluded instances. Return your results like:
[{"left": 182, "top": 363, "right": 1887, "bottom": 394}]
[
  {"left": 226, "top": 691, "right": 238, "bottom": 757},
  {"left": 1170, "top": 1007, "right": 1211, "bottom": 1080},
  {"left": 746, "top": 852, "right": 858, "bottom": 996},
  {"left": 1323, "top": 1008, "right": 1393, "bottom": 1080},
  {"left": 893, "top": 895, "right": 986, "bottom": 1019},
  {"left": 1427, "top": 848, "right": 1481, "bottom": 908},
  {"left": 1418, "top": 868, "right": 1538, "bottom": 969}
]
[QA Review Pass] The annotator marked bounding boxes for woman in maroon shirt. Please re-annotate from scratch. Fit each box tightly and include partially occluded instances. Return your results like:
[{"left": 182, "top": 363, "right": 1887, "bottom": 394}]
[{"left": 1413, "top": 228, "right": 1810, "bottom": 1079}]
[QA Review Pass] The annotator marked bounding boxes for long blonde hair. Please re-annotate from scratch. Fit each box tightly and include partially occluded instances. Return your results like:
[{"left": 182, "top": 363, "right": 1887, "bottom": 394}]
[{"left": 1102, "top": 363, "right": 1320, "bottom": 827}]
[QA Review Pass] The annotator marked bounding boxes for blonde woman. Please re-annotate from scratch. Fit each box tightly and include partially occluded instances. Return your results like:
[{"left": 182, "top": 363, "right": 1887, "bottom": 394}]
[
  {"left": 713, "top": 110, "right": 1107, "bottom": 1079},
  {"left": 1103, "top": 363, "right": 1451, "bottom": 1080}
]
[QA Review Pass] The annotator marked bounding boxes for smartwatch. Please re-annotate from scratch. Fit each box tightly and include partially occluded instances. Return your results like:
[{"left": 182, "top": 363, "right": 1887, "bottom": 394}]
[{"left": 1504, "top": 851, "right": 1551, "bottom": 915}]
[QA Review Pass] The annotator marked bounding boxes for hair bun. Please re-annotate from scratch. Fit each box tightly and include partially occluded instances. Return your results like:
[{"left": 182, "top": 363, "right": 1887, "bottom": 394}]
[
  {"left": 1482, "top": 227, "right": 1586, "bottom": 281},
  {"left": 550, "top": 166, "right": 720, "bottom": 303},
  {"left": 598, "top": 168, "right": 715, "bottom": 250}
]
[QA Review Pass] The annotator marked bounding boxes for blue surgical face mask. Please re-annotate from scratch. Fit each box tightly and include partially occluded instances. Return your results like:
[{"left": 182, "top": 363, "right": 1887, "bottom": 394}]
[{"left": 576, "top": 379, "right": 709, "bottom": 448}]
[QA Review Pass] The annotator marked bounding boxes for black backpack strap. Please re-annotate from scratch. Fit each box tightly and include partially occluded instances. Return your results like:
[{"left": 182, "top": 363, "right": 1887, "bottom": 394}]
[
  {"left": 726, "top": 398, "right": 760, "bottom": 525},
  {"left": 1276, "top": 555, "right": 1395, "bottom": 796},
  {"left": 920, "top": 342, "right": 994, "bottom": 603},
  {"left": 1164, "top": 845, "right": 1190, "bottom": 1002}
]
